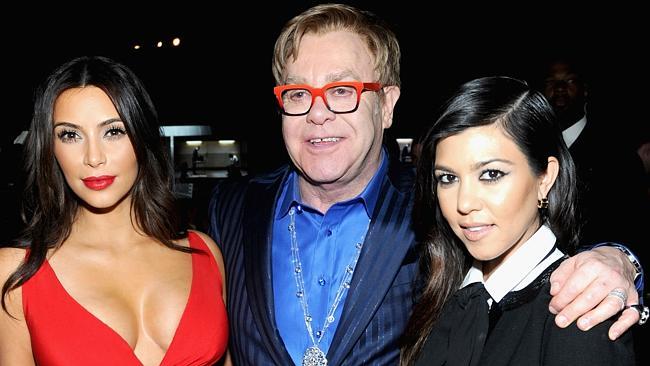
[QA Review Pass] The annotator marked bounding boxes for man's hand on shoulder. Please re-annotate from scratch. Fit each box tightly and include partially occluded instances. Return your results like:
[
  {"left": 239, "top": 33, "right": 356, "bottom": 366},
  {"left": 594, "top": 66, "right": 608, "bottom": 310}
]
[{"left": 548, "top": 246, "right": 640, "bottom": 340}]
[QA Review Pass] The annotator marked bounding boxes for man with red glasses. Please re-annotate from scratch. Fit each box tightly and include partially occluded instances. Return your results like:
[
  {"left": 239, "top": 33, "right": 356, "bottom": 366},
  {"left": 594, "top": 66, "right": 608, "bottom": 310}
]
[{"left": 208, "top": 4, "right": 643, "bottom": 365}]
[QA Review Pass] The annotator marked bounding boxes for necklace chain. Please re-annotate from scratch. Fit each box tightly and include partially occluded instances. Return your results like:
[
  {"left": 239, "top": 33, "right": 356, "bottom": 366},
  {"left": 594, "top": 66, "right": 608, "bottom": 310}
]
[{"left": 288, "top": 206, "right": 370, "bottom": 348}]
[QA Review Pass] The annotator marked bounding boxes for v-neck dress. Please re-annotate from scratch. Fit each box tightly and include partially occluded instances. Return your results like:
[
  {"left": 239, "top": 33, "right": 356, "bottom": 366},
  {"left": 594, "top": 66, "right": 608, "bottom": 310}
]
[{"left": 22, "top": 232, "right": 228, "bottom": 366}]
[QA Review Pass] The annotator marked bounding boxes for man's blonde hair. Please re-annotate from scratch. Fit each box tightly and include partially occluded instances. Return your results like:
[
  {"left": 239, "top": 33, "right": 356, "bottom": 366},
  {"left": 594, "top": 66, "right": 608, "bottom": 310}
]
[{"left": 272, "top": 3, "right": 401, "bottom": 88}]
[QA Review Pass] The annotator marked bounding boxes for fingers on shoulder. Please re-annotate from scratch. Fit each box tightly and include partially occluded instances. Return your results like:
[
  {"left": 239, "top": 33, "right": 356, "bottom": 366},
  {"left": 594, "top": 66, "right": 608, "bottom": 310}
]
[
  {"left": 550, "top": 255, "right": 577, "bottom": 283},
  {"left": 607, "top": 307, "right": 640, "bottom": 340}
]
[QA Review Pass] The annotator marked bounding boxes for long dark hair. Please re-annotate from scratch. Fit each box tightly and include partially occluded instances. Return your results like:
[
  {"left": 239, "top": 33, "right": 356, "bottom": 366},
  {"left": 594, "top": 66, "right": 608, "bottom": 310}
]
[
  {"left": 401, "top": 76, "right": 579, "bottom": 364},
  {"left": 2, "top": 56, "right": 188, "bottom": 312}
]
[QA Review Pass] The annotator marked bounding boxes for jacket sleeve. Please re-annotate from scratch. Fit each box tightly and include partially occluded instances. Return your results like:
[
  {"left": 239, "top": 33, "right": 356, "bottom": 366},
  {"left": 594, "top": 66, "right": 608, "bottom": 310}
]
[{"left": 541, "top": 315, "right": 635, "bottom": 365}]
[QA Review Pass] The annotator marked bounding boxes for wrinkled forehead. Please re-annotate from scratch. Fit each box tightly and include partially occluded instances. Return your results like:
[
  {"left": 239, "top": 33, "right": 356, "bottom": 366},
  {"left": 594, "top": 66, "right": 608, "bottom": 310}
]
[{"left": 284, "top": 30, "right": 377, "bottom": 85}]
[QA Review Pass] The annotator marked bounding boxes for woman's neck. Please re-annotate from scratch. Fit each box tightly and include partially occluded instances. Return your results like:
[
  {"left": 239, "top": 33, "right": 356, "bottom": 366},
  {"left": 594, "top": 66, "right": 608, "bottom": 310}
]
[{"left": 69, "top": 197, "right": 148, "bottom": 251}]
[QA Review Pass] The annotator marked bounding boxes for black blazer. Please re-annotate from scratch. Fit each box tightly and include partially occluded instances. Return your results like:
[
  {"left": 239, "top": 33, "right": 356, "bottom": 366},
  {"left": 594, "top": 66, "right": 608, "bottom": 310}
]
[
  {"left": 208, "top": 165, "right": 417, "bottom": 365},
  {"left": 569, "top": 120, "right": 648, "bottom": 259}
]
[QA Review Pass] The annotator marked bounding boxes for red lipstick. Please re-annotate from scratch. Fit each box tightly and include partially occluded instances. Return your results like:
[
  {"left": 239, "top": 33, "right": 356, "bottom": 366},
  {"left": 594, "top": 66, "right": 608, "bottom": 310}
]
[{"left": 82, "top": 175, "right": 115, "bottom": 190}]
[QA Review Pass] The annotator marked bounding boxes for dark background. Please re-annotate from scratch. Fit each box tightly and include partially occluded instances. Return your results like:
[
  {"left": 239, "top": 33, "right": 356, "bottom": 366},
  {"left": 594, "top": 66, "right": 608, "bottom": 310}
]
[
  {"left": 1, "top": 3, "right": 648, "bottom": 360},
  {"left": 4, "top": 1, "right": 647, "bottom": 173},
  {"left": 2, "top": 1, "right": 647, "bottom": 239}
]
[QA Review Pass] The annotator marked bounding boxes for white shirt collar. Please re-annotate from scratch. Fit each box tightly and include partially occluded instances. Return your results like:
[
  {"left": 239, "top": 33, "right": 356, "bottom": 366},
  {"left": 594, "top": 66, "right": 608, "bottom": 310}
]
[
  {"left": 562, "top": 114, "right": 587, "bottom": 148},
  {"left": 460, "top": 225, "right": 564, "bottom": 304}
]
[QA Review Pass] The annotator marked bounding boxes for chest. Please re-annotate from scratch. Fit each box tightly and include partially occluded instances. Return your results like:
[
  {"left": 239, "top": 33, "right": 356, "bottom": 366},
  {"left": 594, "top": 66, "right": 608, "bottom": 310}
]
[{"left": 47, "top": 249, "right": 193, "bottom": 349}]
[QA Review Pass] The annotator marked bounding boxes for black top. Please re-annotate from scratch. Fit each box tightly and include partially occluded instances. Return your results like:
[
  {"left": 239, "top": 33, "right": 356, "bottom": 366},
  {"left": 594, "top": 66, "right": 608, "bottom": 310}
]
[{"left": 415, "top": 258, "right": 635, "bottom": 366}]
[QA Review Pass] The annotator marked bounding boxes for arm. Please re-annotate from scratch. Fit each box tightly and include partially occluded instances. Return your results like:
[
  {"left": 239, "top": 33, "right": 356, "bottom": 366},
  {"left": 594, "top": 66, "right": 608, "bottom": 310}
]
[
  {"left": 0, "top": 248, "right": 36, "bottom": 365},
  {"left": 548, "top": 244, "right": 642, "bottom": 339}
]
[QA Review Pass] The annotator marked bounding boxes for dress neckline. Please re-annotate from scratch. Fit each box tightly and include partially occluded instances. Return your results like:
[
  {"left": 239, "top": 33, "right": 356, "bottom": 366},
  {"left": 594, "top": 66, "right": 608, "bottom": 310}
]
[{"left": 41, "top": 232, "right": 198, "bottom": 366}]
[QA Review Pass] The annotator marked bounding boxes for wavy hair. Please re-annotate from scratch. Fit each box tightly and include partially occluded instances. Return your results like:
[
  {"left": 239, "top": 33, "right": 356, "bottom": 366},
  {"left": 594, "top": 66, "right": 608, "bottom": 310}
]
[
  {"left": 401, "top": 76, "right": 579, "bottom": 364},
  {"left": 2, "top": 56, "right": 188, "bottom": 312}
]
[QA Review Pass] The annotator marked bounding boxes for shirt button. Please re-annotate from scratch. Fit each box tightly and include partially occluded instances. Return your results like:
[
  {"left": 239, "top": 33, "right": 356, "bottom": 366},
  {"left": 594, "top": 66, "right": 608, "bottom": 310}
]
[
  {"left": 326, "top": 229, "right": 332, "bottom": 236},
  {"left": 318, "top": 277, "right": 326, "bottom": 286}
]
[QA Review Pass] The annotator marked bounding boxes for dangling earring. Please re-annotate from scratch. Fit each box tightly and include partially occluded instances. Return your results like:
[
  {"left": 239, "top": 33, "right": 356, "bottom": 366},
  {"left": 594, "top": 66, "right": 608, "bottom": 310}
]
[{"left": 537, "top": 197, "right": 549, "bottom": 209}]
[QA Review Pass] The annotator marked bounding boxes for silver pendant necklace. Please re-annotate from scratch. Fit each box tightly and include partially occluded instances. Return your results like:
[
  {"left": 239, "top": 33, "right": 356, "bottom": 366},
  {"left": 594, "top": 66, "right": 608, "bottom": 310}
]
[{"left": 288, "top": 206, "right": 370, "bottom": 366}]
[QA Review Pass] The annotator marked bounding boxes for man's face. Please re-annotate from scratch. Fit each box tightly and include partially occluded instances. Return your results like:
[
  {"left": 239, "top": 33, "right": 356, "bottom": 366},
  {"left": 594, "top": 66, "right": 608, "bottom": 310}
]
[
  {"left": 543, "top": 61, "right": 587, "bottom": 121},
  {"left": 280, "top": 30, "right": 399, "bottom": 192}
]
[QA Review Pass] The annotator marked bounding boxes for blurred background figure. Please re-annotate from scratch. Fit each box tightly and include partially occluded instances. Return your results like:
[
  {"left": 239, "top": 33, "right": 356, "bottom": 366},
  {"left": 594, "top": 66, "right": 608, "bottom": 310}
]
[
  {"left": 539, "top": 56, "right": 649, "bottom": 365},
  {"left": 226, "top": 153, "right": 241, "bottom": 178},
  {"left": 540, "top": 56, "right": 648, "bottom": 258},
  {"left": 191, "top": 146, "right": 201, "bottom": 175}
]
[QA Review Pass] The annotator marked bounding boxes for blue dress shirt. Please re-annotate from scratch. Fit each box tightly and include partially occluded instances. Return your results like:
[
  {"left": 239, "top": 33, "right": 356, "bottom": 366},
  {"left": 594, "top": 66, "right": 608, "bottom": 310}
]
[{"left": 272, "top": 154, "right": 388, "bottom": 365}]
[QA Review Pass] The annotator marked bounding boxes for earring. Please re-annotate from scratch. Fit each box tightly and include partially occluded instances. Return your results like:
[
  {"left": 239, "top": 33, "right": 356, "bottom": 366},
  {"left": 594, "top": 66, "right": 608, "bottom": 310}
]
[{"left": 537, "top": 197, "right": 549, "bottom": 209}]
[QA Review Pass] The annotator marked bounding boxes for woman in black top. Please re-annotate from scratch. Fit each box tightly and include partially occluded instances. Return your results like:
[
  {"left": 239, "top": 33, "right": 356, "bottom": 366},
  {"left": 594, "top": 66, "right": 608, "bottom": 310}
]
[{"left": 401, "top": 76, "right": 634, "bottom": 365}]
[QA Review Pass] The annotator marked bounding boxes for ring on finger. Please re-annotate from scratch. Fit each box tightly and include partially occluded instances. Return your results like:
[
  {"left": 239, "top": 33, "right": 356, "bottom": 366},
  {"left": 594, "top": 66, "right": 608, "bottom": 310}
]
[
  {"left": 606, "top": 288, "right": 627, "bottom": 310},
  {"left": 626, "top": 304, "right": 649, "bottom": 325}
]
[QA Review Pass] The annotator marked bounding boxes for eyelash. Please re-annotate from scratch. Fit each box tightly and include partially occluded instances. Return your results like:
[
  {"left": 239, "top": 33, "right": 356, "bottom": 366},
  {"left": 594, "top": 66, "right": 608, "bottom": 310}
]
[
  {"left": 435, "top": 169, "right": 508, "bottom": 186},
  {"left": 436, "top": 173, "right": 457, "bottom": 186},
  {"left": 57, "top": 129, "right": 80, "bottom": 143},
  {"left": 104, "top": 124, "right": 127, "bottom": 139},
  {"left": 479, "top": 169, "right": 507, "bottom": 183},
  {"left": 55, "top": 125, "right": 127, "bottom": 143}
]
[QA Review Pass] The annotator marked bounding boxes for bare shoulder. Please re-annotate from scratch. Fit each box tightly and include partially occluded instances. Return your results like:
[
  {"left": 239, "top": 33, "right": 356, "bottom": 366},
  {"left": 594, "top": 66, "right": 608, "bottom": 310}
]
[
  {"left": 0, "top": 247, "right": 27, "bottom": 284},
  {"left": 0, "top": 247, "right": 27, "bottom": 316},
  {"left": 0, "top": 247, "right": 34, "bottom": 365}
]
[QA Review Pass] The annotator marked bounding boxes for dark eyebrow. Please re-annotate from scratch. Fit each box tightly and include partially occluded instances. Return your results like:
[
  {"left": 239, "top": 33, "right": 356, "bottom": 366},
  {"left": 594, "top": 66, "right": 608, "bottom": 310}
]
[
  {"left": 53, "top": 118, "right": 123, "bottom": 129},
  {"left": 433, "top": 164, "right": 455, "bottom": 173},
  {"left": 472, "top": 158, "right": 514, "bottom": 170},
  {"left": 434, "top": 158, "right": 514, "bottom": 173}
]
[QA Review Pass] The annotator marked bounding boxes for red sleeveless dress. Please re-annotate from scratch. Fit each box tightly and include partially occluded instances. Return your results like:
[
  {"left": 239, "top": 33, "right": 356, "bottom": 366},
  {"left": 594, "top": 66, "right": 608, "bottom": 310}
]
[{"left": 22, "top": 232, "right": 228, "bottom": 366}]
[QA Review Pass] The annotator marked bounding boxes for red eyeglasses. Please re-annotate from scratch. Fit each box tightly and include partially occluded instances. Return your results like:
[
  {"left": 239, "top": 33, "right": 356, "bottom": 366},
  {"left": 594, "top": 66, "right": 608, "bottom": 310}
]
[{"left": 273, "top": 81, "right": 382, "bottom": 116}]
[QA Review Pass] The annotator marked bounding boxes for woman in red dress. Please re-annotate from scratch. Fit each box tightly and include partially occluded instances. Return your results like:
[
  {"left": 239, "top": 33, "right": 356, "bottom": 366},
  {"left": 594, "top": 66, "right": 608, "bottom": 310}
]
[{"left": 0, "top": 56, "right": 228, "bottom": 365}]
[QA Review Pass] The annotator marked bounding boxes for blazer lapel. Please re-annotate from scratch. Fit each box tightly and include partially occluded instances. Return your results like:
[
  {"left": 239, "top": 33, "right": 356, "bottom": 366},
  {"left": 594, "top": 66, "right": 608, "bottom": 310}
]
[
  {"left": 242, "top": 167, "right": 294, "bottom": 365},
  {"left": 327, "top": 177, "right": 415, "bottom": 365}
]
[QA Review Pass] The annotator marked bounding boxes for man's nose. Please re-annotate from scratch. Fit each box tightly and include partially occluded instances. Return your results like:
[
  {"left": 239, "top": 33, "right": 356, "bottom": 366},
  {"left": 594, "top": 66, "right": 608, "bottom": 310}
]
[{"left": 306, "top": 96, "right": 336, "bottom": 125}]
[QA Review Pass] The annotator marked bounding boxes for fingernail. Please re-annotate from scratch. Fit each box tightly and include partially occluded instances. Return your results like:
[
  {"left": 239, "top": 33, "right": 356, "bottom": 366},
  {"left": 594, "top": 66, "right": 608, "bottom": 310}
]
[
  {"left": 609, "top": 330, "right": 619, "bottom": 340},
  {"left": 549, "top": 305, "right": 558, "bottom": 314},
  {"left": 556, "top": 315, "right": 568, "bottom": 327},
  {"left": 578, "top": 317, "right": 590, "bottom": 330}
]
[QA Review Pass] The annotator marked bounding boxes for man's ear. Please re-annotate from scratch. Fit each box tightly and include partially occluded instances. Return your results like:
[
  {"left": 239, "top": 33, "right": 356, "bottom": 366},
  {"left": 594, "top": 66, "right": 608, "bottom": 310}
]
[{"left": 381, "top": 86, "right": 400, "bottom": 129}]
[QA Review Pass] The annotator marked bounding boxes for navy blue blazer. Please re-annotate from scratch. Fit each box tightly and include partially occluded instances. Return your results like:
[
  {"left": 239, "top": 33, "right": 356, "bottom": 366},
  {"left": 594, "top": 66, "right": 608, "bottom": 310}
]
[{"left": 208, "top": 165, "right": 417, "bottom": 365}]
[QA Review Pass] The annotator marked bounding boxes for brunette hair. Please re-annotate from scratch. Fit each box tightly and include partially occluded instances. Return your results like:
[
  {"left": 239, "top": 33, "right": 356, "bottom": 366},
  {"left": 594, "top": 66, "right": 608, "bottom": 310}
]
[{"left": 2, "top": 56, "right": 188, "bottom": 312}]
